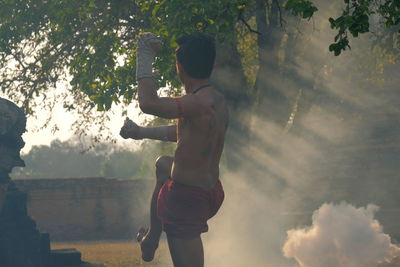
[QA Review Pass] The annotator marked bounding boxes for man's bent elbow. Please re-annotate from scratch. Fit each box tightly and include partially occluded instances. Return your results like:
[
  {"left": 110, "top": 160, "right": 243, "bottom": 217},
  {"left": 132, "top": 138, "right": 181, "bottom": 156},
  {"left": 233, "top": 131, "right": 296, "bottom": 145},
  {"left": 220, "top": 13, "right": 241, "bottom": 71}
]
[{"left": 139, "top": 101, "right": 154, "bottom": 114}]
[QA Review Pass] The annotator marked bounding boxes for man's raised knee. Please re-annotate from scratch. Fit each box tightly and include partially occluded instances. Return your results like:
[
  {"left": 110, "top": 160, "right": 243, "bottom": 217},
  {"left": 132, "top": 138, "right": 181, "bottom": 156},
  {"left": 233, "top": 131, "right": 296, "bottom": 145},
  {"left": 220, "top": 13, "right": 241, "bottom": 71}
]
[{"left": 155, "top": 156, "right": 173, "bottom": 182}]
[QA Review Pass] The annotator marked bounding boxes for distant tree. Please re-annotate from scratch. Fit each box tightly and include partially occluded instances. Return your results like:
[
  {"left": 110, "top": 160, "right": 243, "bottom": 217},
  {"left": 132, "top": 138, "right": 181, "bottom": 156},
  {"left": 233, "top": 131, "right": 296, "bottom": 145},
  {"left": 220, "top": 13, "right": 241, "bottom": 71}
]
[
  {"left": 12, "top": 140, "right": 104, "bottom": 178},
  {"left": 101, "top": 150, "right": 145, "bottom": 179},
  {"left": 11, "top": 139, "right": 160, "bottom": 179}
]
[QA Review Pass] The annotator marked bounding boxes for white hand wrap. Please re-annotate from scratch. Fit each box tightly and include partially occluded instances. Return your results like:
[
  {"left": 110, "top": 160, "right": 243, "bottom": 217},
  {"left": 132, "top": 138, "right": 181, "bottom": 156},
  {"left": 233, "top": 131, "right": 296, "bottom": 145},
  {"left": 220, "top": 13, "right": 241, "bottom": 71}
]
[{"left": 136, "top": 32, "right": 163, "bottom": 81}]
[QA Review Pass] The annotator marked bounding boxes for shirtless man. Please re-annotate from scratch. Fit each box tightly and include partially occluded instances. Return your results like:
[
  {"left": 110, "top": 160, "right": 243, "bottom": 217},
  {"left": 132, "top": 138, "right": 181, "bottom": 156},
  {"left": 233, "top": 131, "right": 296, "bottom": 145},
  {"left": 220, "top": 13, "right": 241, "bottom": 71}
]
[{"left": 120, "top": 33, "right": 229, "bottom": 267}]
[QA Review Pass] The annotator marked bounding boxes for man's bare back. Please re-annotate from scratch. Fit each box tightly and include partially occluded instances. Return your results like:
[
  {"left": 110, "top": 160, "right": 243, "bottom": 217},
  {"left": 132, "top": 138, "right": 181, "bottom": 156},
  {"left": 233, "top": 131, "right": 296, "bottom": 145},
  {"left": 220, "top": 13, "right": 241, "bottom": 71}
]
[
  {"left": 120, "top": 32, "right": 226, "bottom": 267},
  {"left": 172, "top": 87, "right": 228, "bottom": 188}
]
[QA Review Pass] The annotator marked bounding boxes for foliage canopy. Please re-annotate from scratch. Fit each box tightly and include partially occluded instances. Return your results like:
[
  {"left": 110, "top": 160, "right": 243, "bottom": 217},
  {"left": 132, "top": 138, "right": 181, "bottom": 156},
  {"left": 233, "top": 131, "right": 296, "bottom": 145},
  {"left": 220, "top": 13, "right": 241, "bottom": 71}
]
[{"left": 0, "top": 0, "right": 398, "bottom": 138}]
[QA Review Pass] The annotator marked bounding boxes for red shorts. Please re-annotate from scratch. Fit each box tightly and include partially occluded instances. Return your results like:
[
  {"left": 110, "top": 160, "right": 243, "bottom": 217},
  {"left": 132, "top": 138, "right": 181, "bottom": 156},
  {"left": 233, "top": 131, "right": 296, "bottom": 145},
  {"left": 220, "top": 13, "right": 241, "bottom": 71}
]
[{"left": 157, "top": 179, "right": 224, "bottom": 239}]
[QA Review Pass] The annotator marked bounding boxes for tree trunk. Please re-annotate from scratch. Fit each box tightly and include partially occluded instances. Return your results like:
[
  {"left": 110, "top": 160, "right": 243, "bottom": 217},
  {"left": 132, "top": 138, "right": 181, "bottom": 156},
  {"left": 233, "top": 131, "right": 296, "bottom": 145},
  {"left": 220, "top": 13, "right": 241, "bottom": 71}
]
[{"left": 254, "top": 0, "right": 291, "bottom": 128}]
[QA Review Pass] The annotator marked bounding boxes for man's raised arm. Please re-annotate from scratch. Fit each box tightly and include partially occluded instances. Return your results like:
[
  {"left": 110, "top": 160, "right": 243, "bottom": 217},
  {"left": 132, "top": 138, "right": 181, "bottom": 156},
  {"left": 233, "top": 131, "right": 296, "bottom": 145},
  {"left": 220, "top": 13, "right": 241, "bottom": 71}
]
[
  {"left": 120, "top": 118, "right": 177, "bottom": 142},
  {"left": 135, "top": 32, "right": 179, "bottom": 119},
  {"left": 135, "top": 33, "right": 203, "bottom": 119}
]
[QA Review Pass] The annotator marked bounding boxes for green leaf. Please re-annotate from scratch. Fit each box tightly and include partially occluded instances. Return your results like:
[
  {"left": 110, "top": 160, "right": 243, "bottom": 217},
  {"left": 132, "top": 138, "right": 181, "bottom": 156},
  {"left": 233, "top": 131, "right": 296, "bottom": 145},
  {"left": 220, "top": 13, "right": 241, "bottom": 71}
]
[
  {"left": 97, "top": 104, "right": 105, "bottom": 111},
  {"left": 285, "top": 0, "right": 318, "bottom": 19}
]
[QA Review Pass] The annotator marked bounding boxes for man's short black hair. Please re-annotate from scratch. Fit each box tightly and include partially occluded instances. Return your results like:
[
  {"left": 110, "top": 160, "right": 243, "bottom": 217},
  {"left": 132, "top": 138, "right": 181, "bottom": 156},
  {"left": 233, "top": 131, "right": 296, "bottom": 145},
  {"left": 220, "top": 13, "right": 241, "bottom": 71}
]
[{"left": 176, "top": 33, "right": 216, "bottom": 79}]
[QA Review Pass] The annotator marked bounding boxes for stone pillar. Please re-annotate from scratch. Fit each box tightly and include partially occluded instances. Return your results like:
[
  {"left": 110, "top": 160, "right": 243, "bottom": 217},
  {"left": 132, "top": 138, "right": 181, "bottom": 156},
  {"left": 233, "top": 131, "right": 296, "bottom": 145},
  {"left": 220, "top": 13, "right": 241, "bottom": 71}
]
[{"left": 0, "top": 98, "right": 50, "bottom": 267}]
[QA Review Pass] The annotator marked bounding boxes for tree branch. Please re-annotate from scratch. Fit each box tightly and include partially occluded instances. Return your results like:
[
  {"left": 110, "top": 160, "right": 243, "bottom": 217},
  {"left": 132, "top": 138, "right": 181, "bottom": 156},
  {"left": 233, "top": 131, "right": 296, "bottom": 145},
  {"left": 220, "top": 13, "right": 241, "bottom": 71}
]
[{"left": 238, "top": 10, "right": 261, "bottom": 35}]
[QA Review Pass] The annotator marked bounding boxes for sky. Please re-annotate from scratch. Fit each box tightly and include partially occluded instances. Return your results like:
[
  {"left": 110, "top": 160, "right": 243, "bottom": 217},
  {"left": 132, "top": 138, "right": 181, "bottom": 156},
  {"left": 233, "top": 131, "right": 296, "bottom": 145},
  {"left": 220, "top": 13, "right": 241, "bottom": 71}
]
[
  {"left": 5, "top": 93, "right": 145, "bottom": 154},
  {"left": 28, "top": 105, "right": 144, "bottom": 154}
]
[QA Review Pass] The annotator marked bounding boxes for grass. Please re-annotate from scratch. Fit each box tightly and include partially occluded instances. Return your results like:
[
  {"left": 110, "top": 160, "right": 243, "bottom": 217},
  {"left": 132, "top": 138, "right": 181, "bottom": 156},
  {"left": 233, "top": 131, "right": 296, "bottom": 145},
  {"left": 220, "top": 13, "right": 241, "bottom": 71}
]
[{"left": 51, "top": 240, "right": 171, "bottom": 267}]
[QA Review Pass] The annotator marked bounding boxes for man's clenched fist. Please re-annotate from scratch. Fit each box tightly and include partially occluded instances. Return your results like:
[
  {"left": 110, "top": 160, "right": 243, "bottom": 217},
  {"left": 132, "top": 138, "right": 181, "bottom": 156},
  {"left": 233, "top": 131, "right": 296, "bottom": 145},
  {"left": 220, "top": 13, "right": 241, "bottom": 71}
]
[
  {"left": 120, "top": 117, "right": 142, "bottom": 139},
  {"left": 136, "top": 32, "right": 163, "bottom": 81},
  {"left": 138, "top": 32, "right": 163, "bottom": 53}
]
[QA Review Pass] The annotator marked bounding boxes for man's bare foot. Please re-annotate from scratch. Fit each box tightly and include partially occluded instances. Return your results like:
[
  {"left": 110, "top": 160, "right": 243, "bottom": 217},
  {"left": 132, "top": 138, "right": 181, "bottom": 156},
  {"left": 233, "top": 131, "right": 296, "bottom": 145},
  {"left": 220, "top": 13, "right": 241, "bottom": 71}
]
[{"left": 136, "top": 227, "right": 158, "bottom": 262}]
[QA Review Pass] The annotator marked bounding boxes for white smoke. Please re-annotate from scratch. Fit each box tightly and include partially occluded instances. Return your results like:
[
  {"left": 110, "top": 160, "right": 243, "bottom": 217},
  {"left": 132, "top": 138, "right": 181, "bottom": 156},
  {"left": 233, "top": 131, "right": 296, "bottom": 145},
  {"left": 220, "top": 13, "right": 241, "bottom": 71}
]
[{"left": 283, "top": 202, "right": 400, "bottom": 267}]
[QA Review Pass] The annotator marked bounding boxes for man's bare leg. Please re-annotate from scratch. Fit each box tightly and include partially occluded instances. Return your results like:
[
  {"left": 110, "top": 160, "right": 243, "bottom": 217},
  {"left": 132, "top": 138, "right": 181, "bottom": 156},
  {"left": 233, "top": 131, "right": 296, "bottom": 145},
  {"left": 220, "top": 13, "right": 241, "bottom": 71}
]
[
  {"left": 137, "top": 155, "right": 173, "bottom": 261},
  {"left": 167, "top": 235, "right": 204, "bottom": 267}
]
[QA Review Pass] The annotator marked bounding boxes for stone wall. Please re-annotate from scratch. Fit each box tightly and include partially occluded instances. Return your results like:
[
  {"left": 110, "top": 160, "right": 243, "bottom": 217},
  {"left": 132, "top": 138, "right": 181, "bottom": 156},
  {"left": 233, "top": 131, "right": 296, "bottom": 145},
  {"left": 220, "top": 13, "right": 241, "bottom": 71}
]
[{"left": 15, "top": 178, "right": 153, "bottom": 241}]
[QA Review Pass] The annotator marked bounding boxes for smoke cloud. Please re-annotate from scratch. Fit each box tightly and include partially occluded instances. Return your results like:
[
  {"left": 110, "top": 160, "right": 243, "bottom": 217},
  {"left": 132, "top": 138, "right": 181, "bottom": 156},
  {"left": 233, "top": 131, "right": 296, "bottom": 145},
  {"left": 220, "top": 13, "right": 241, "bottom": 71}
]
[
  {"left": 283, "top": 202, "right": 400, "bottom": 267},
  {"left": 199, "top": 11, "right": 400, "bottom": 266}
]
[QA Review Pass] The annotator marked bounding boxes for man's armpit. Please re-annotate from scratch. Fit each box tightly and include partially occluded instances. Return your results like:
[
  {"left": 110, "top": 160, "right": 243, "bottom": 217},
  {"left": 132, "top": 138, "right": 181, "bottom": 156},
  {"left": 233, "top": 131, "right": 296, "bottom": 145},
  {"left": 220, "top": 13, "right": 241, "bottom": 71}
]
[{"left": 167, "top": 125, "right": 178, "bottom": 142}]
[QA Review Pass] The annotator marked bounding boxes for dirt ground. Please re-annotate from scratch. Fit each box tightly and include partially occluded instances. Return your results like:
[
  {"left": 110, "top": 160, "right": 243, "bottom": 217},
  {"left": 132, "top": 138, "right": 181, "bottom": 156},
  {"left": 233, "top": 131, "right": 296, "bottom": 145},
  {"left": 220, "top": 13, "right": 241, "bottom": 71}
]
[{"left": 52, "top": 240, "right": 172, "bottom": 267}]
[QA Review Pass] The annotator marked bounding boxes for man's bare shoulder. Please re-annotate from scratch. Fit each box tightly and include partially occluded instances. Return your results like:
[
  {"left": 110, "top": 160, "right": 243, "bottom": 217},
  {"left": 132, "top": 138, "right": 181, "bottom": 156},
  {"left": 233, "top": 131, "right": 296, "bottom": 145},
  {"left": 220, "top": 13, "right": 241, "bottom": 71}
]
[
  {"left": 200, "top": 88, "right": 229, "bottom": 127},
  {"left": 194, "top": 88, "right": 225, "bottom": 109}
]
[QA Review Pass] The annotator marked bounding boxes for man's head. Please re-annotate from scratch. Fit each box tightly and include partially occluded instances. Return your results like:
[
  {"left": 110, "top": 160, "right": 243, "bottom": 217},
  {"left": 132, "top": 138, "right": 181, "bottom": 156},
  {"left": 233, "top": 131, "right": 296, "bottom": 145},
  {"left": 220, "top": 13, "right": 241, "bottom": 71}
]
[{"left": 176, "top": 33, "right": 216, "bottom": 81}]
